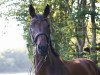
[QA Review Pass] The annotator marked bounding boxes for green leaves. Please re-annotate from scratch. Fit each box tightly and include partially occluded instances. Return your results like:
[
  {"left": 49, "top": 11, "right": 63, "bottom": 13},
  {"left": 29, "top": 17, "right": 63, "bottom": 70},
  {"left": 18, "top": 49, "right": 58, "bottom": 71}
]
[{"left": 2, "top": 0, "right": 100, "bottom": 60}]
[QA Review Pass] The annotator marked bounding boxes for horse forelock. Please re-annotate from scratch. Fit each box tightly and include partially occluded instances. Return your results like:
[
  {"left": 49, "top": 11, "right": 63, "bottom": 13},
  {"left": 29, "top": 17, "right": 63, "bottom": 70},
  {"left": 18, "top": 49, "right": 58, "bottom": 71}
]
[{"left": 36, "top": 14, "right": 44, "bottom": 20}]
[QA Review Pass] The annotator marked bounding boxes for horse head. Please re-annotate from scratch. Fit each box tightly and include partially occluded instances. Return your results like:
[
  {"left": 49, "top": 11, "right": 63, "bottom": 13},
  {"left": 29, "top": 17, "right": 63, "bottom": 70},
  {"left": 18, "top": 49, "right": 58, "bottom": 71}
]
[{"left": 29, "top": 4, "right": 50, "bottom": 56}]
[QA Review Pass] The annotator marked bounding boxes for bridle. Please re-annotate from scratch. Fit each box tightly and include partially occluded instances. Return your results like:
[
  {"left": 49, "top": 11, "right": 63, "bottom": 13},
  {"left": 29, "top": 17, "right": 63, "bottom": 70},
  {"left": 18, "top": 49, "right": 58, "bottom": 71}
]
[
  {"left": 29, "top": 18, "right": 50, "bottom": 45},
  {"left": 29, "top": 18, "right": 50, "bottom": 74},
  {"left": 30, "top": 32, "right": 50, "bottom": 45}
]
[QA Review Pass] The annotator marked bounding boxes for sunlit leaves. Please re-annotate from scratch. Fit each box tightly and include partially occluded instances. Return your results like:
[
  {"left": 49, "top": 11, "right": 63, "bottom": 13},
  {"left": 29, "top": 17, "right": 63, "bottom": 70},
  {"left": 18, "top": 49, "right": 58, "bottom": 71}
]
[{"left": 2, "top": 0, "right": 100, "bottom": 60}]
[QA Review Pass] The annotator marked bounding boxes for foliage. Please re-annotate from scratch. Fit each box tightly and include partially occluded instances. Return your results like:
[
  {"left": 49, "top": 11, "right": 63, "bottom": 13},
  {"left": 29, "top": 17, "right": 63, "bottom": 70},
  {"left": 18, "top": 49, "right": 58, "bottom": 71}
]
[{"left": 1, "top": 0, "right": 100, "bottom": 61}]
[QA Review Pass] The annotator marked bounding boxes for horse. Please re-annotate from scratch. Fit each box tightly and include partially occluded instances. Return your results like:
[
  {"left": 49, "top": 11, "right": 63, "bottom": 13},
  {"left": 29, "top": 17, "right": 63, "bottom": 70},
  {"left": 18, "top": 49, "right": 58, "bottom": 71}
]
[{"left": 29, "top": 4, "right": 100, "bottom": 75}]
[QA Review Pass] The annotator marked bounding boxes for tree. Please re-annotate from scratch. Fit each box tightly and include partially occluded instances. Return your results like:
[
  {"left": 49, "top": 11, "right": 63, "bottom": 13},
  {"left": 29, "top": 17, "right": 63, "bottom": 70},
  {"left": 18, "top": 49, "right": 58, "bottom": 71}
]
[{"left": 1, "top": 0, "right": 100, "bottom": 62}]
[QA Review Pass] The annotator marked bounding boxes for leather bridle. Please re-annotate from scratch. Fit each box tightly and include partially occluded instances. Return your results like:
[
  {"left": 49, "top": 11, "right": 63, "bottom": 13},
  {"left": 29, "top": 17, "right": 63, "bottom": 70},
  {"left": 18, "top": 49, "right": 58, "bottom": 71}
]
[
  {"left": 29, "top": 18, "right": 50, "bottom": 74},
  {"left": 30, "top": 32, "right": 49, "bottom": 45},
  {"left": 29, "top": 18, "right": 50, "bottom": 45}
]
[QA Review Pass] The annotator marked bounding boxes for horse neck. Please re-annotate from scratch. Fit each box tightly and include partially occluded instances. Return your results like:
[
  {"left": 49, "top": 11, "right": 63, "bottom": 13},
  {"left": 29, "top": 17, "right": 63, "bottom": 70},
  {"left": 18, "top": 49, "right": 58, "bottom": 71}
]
[
  {"left": 47, "top": 47, "right": 70, "bottom": 75},
  {"left": 34, "top": 46, "right": 60, "bottom": 67},
  {"left": 34, "top": 52, "right": 46, "bottom": 75},
  {"left": 48, "top": 46, "right": 60, "bottom": 64},
  {"left": 34, "top": 46, "right": 61, "bottom": 74},
  {"left": 34, "top": 46, "right": 70, "bottom": 75}
]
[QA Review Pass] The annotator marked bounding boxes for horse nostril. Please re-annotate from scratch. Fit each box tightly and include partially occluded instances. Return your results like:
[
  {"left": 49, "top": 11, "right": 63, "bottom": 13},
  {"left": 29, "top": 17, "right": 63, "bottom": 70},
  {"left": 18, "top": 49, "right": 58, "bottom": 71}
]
[
  {"left": 38, "top": 44, "right": 47, "bottom": 50},
  {"left": 37, "top": 44, "right": 48, "bottom": 56},
  {"left": 38, "top": 45, "right": 42, "bottom": 50}
]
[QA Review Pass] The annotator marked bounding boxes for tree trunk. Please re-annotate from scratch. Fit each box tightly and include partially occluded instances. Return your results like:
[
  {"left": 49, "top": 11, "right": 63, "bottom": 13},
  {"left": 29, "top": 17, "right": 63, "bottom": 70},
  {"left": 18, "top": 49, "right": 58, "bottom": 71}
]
[
  {"left": 75, "top": 0, "right": 86, "bottom": 57},
  {"left": 90, "top": 0, "right": 97, "bottom": 64}
]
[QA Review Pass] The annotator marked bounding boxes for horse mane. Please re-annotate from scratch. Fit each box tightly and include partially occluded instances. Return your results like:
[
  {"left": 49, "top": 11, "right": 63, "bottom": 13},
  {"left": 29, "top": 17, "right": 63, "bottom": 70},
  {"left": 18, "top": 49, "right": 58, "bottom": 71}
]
[{"left": 49, "top": 40, "right": 59, "bottom": 57}]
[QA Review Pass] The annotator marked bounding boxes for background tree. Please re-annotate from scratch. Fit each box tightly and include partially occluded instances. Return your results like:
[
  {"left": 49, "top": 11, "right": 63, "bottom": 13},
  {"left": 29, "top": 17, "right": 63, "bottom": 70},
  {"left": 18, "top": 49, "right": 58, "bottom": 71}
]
[{"left": 1, "top": 0, "right": 100, "bottom": 63}]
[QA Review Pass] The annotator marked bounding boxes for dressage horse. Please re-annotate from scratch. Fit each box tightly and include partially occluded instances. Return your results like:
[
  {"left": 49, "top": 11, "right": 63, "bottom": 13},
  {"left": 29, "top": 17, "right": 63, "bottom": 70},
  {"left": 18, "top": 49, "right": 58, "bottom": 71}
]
[{"left": 29, "top": 4, "right": 100, "bottom": 75}]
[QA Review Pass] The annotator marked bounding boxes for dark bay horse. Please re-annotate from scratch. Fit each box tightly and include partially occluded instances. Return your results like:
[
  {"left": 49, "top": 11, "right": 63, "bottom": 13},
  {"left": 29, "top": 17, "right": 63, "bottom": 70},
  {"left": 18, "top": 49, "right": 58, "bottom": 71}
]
[{"left": 29, "top": 4, "right": 100, "bottom": 75}]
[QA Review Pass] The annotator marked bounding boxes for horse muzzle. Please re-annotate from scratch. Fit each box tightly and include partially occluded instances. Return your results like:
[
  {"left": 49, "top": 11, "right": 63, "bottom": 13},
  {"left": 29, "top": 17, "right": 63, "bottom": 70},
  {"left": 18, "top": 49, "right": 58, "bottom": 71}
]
[{"left": 37, "top": 44, "right": 48, "bottom": 56}]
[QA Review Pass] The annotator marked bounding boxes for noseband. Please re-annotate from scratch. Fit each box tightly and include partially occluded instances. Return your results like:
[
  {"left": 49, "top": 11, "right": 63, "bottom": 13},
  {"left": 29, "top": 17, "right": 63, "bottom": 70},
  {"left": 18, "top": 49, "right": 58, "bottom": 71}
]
[
  {"left": 29, "top": 18, "right": 50, "bottom": 45},
  {"left": 30, "top": 32, "right": 49, "bottom": 74},
  {"left": 30, "top": 32, "right": 49, "bottom": 45},
  {"left": 35, "top": 33, "right": 49, "bottom": 44}
]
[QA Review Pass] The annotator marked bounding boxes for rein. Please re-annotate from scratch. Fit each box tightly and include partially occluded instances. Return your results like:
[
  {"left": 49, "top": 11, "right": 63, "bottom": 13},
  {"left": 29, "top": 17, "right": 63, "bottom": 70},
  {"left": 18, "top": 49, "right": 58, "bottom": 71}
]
[
  {"left": 31, "top": 33, "right": 49, "bottom": 74},
  {"left": 33, "top": 33, "right": 49, "bottom": 74},
  {"left": 29, "top": 17, "right": 51, "bottom": 74},
  {"left": 35, "top": 33, "right": 49, "bottom": 44},
  {"left": 34, "top": 55, "right": 47, "bottom": 74}
]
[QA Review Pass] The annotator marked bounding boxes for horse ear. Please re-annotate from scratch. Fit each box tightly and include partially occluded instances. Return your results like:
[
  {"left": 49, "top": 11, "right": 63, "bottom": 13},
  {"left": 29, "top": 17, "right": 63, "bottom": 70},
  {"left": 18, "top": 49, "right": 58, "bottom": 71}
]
[
  {"left": 43, "top": 4, "right": 50, "bottom": 18},
  {"left": 29, "top": 4, "right": 36, "bottom": 17}
]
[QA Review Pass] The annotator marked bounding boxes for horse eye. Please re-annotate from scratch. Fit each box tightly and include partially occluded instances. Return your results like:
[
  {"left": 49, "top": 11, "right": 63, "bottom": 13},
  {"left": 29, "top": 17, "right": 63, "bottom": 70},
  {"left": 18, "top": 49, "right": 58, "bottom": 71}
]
[
  {"left": 29, "top": 28, "right": 34, "bottom": 34},
  {"left": 48, "top": 24, "right": 50, "bottom": 27},
  {"left": 31, "top": 28, "right": 34, "bottom": 32}
]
